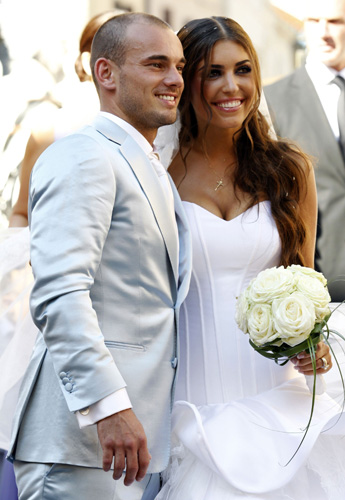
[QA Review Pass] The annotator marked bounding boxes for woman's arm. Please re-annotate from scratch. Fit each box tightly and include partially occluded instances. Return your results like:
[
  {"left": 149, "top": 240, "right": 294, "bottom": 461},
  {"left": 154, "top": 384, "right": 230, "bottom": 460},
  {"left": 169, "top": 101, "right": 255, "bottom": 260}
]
[{"left": 9, "top": 126, "right": 54, "bottom": 227}]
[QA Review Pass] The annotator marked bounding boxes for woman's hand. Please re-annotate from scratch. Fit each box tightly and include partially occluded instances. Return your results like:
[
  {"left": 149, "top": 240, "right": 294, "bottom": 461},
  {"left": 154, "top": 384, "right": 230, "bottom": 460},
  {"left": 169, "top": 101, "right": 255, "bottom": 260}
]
[{"left": 290, "top": 341, "right": 332, "bottom": 375}]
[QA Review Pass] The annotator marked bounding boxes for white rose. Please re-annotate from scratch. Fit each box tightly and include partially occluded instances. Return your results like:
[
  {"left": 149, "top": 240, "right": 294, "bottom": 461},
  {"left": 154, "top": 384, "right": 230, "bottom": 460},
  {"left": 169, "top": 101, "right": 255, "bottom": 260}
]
[
  {"left": 272, "top": 292, "right": 316, "bottom": 346},
  {"left": 248, "top": 266, "right": 294, "bottom": 304},
  {"left": 288, "top": 265, "right": 328, "bottom": 287},
  {"left": 247, "top": 303, "right": 280, "bottom": 346},
  {"left": 235, "top": 292, "right": 249, "bottom": 333},
  {"left": 294, "top": 274, "right": 331, "bottom": 322}
]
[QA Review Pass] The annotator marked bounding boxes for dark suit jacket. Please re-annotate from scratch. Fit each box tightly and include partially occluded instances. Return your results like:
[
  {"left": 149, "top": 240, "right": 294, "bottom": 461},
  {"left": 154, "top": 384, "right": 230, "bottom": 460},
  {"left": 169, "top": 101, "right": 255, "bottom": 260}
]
[{"left": 265, "top": 66, "right": 345, "bottom": 301}]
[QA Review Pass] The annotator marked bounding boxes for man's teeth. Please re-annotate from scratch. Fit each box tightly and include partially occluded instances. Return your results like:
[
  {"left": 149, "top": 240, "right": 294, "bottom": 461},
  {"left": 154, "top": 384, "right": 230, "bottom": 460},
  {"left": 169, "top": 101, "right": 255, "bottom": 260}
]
[
  {"left": 217, "top": 100, "right": 241, "bottom": 108},
  {"left": 158, "top": 95, "right": 175, "bottom": 101}
]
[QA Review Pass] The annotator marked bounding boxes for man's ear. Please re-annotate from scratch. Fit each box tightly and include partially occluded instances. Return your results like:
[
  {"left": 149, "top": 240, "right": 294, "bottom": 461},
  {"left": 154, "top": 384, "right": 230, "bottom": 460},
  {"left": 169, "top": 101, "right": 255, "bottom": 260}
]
[{"left": 94, "top": 58, "right": 117, "bottom": 90}]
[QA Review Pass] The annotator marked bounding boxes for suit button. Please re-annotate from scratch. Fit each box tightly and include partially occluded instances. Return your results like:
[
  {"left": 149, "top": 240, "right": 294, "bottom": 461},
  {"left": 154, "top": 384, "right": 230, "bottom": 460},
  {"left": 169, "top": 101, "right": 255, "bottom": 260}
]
[
  {"left": 59, "top": 372, "right": 67, "bottom": 379},
  {"left": 62, "top": 377, "right": 70, "bottom": 385},
  {"left": 65, "top": 383, "right": 73, "bottom": 392},
  {"left": 171, "top": 357, "right": 178, "bottom": 369}
]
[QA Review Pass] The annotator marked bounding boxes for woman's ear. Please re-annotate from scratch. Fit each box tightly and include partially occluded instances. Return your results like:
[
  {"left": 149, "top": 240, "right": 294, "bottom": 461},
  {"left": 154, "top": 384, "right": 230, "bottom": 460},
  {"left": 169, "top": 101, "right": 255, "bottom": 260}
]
[
  {"left": 94, "top": 58, "right": 117, "bottom": 90},
  {"left": 81, "top": 51, "right": 92, "bottom": 77}
]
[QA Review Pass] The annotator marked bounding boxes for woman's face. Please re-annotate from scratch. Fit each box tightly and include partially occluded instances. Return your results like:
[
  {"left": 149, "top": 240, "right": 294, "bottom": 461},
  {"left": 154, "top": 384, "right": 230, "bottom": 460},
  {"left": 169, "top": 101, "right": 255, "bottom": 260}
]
[{"left": 190, "top": 39, "right": 256, "bottom": 133}]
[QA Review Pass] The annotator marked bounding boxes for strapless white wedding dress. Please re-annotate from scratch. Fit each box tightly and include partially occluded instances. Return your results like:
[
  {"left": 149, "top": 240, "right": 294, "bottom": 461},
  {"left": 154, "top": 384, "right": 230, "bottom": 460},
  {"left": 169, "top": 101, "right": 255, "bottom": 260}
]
[{"left": 156, "top": 201, "right": 345, "bottom": 500}]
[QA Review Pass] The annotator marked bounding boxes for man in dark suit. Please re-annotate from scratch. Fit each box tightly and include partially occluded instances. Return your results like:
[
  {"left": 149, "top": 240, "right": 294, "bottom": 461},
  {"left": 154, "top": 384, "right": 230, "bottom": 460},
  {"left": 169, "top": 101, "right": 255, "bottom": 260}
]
[{"left": 265, "top": 0, "right": 345, "bottom": 302}]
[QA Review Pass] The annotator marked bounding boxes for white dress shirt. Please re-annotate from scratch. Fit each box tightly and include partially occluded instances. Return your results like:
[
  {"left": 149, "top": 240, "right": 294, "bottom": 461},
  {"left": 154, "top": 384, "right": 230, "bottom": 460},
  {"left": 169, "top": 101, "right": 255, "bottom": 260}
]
[
  {"left": 305, "top": 55, "right": 345, "bottom": 138},
  {"left": 76, "top": 112, "right": 178, "bottom": 428}
]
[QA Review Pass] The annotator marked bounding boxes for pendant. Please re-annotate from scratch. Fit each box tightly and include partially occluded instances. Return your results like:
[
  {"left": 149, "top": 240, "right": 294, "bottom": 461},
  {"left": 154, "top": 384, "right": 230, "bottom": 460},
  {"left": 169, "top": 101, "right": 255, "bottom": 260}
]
[{"left": 215, "top": 180, "right": 224, "bottom": 191}]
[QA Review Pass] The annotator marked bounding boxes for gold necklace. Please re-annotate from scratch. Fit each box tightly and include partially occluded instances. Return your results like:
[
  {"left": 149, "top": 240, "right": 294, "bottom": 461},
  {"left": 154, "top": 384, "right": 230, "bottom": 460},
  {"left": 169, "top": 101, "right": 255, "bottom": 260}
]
[{"left": 203, "top": 155, "right": 232, "bottom": 191}]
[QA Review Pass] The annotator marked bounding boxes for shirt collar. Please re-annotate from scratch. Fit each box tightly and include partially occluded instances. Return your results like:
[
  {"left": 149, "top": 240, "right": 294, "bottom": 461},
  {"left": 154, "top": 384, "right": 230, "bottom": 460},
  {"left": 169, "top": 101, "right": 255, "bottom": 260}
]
[
  {"left": 306, "top": 55, "right": 338, "bottom": 85},
  {"left": 99, "top": 111, "right": 153, "bottom": 156},
  {"left": 306, "top": 54, "right": 345, "bottom": 85}
]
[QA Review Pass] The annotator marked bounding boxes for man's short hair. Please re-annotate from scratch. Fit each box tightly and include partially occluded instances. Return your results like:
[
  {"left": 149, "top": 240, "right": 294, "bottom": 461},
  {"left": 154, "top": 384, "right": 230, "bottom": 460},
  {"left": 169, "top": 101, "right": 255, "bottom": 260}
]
[{"left": 90, "top": 12, "right": 171, "bottom": 85}]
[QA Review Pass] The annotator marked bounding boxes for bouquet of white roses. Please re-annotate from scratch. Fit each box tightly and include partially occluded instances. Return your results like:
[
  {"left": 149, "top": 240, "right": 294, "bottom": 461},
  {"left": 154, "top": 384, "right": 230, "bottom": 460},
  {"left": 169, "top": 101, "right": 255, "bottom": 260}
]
[
  {"left": 235, "top": 265, "right": 331, "bottom": 360},
  {"left": 235, "top": 264, "right": 344, "bottom": 464}
]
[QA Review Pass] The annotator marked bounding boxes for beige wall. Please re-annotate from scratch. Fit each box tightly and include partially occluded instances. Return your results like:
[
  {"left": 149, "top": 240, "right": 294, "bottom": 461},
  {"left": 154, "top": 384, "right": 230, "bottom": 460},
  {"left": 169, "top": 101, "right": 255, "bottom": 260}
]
[
  {"left": 89, "top": 0, "right": 225, "bottom": 31},
  {"left": 88, "top": 0, "right": 300, "bottom": 81},
  {"left": 0, "top": 0, "right": 301, "bottom": 82}
]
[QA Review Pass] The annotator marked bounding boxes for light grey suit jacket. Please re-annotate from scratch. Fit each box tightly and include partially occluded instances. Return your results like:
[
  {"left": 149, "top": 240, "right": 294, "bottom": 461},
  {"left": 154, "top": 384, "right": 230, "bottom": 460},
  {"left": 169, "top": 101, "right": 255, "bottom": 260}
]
[
  {"left": 265, "top": 67, "right": 345, "bottom": 301},
  {"left": 8, "top": 115, "right": 192, "bottom": 473}
]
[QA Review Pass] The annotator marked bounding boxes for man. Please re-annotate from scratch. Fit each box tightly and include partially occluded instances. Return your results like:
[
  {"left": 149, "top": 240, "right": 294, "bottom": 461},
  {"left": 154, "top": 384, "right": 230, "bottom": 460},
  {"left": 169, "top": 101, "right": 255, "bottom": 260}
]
[
  {"left": 8, "top": 13, "right": 191, "bottom": 500},
  {"left": 265, "top": 0, "right": 345, "bottom": 302}
]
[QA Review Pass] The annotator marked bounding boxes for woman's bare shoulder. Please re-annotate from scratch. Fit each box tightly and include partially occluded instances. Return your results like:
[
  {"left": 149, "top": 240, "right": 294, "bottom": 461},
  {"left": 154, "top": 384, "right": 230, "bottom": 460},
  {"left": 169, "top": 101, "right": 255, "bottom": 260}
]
[{"left": 168, "top": 150, "right": 187, "bottom": 186}]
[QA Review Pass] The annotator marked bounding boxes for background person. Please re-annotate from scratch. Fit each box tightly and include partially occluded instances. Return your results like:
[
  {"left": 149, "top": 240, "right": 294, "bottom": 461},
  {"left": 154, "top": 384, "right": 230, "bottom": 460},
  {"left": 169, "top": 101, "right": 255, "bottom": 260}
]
[
  {"left": 0, "top": 11, "right": 122, "bottom": 500},
  {"left": 265, "top": 0, "right": 345, "bottom": 302},
  {"left": 8, "top": 10, "right": 121, "bottom": 228}
]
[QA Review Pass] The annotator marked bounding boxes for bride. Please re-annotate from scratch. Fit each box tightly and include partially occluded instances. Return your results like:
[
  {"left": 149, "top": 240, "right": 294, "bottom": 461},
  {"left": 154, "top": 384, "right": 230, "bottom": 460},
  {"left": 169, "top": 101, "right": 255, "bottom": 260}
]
[{"left": 155, "top": 16, "right": 345, "bottom": 499}]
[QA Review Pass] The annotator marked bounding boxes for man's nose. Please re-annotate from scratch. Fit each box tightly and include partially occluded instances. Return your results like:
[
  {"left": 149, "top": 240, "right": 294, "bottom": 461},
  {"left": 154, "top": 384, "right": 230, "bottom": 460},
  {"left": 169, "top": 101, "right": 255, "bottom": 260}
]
[
  {"left": 165, "top": 67, "right": 184, "bottom": 87},
  {"left": 319, "top": 18, "right": 330, "bottom": 37}
]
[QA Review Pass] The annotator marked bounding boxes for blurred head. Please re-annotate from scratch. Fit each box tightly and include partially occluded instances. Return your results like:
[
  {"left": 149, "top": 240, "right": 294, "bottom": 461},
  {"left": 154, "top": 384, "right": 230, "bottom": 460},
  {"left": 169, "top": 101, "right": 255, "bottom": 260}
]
[
  {"left": 304, "top": 0, "right": 345, "bottom": 71},
  {"left": 0, "top": 32, "right": 10, "bottom": 76},
  {"left": 177, "top": 16, "right": 261, "bottom": 141},
  {"left": 75, "top": 10, "right": 123, "bottom": 82},
  {"left": 91, "top": 13, "right": 185, "bottom": 141}
]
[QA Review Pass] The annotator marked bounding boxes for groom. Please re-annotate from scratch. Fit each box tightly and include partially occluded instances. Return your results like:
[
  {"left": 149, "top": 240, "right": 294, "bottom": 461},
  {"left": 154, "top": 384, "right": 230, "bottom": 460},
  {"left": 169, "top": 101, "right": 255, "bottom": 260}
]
[{"left": 8, "top": 13, "right": 191, "bottom": 500}]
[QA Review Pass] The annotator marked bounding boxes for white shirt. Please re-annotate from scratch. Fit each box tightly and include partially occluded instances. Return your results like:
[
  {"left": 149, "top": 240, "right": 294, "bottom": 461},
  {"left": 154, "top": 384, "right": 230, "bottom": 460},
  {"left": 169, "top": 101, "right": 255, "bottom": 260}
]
[
  {"left": 305, "top": 55, "right": 345, "bottom": 138},
  {"left": 76, "top": 112, "right": 178, "bottom": 428}
]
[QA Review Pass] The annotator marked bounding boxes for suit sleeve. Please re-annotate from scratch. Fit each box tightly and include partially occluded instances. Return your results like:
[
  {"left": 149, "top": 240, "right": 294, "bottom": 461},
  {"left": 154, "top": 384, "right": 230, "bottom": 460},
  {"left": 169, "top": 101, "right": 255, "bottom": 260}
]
[{"left": 29, "top": 132, "right": 127, "bottom": 413}]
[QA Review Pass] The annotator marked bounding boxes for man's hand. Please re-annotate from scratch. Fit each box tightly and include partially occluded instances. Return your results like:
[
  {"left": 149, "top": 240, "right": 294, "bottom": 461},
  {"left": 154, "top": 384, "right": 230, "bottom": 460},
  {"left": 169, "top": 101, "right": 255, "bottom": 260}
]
[
  {"left": 290, "top": 341, "right": 332, "bottom": 375},
  {"left": 97, "top": 408, "right": 151, "bottom": 486}
]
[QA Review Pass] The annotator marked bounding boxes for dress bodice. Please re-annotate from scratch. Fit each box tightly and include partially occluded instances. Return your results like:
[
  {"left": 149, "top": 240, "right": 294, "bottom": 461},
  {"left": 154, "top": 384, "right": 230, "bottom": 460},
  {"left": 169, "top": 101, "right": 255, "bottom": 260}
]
[{"left": 175, "top": 200, "right": 297, "bottom": 405}]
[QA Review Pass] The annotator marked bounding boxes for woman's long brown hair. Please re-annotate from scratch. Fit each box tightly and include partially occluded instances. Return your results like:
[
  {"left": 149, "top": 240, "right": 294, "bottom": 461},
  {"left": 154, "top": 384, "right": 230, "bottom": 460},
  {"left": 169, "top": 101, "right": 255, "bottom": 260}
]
[{"left": 177, "top": 16, "right": 310, "bottom": 267}]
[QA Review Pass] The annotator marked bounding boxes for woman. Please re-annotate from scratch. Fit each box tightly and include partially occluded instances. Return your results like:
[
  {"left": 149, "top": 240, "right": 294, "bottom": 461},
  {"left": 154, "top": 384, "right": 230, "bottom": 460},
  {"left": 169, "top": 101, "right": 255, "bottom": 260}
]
[{"left": 156, "top": 17, "right": 345, "bottom": 499}]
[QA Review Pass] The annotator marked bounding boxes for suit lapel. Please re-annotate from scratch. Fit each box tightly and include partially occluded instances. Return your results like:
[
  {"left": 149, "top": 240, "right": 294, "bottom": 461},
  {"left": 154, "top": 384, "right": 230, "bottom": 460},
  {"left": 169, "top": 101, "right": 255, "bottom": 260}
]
[
  {"left": 92, "top": 115, "right": 180, "bottom": 285},
  {"left": 294, "top": 68, "right": 334, "bottom": 139},
  {"left": 120, "top": 138, "right": 179, "bottom": 284},
  {"left": 169, "top": 176, "right": 192, "bottom": 305},
  {"left": 292, "top": 68, "right": 344, "bottom": 171}
]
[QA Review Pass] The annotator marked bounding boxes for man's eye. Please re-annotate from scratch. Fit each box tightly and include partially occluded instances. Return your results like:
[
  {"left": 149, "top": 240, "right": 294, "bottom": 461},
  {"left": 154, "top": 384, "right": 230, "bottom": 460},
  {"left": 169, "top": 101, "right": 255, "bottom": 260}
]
[{"left": 329, "top": 19, "right": 345, "bottom": 25}]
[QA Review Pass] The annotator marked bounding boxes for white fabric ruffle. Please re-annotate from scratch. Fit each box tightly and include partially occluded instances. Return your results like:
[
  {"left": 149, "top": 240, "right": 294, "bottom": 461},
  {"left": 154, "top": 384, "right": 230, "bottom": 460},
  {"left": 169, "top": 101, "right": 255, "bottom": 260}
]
[
  {"left": 157, "top": 305, "right": 345, "bottom": 499},
  {"left": 0, "top": 227, "right": 37, "bottom": 450}
]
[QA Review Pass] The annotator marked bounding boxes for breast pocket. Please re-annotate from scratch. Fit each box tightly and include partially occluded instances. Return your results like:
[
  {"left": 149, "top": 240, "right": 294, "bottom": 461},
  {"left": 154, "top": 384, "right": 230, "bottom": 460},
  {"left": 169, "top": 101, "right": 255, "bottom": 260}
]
[{"left": 104, "top": 340, "right": 146, "bottom": 352}]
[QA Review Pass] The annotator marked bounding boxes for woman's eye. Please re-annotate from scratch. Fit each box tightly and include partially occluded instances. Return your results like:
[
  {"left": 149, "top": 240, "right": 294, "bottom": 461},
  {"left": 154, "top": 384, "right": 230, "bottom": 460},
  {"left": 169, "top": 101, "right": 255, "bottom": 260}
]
[
  {"left": 237, "top": 65, "right": 252, "bottom": 74},
  {"left": 207, "top": 69, "right": 221, "bottom": 78}
]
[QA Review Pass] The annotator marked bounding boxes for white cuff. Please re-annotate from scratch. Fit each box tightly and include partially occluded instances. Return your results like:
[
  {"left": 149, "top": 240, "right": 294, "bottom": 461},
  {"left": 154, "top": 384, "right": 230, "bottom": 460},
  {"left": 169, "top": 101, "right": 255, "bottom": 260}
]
[{"left": 75, "top": 388, "right": 132, "bottom": 428}]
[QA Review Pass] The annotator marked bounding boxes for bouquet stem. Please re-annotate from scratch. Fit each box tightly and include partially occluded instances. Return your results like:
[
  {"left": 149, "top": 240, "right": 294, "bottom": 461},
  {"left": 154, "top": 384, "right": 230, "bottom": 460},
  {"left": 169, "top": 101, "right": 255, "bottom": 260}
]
[{"left": 305, "top": 374, "right": 326, "bottom": 395}]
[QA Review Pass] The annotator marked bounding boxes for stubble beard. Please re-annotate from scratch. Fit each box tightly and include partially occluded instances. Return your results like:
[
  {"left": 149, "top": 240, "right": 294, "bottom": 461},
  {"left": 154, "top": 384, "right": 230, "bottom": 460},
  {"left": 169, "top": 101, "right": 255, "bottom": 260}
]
[
  {"left": 119, "top": 77, "right": 178, "bottom": 132},
  {"left": 126, "top": 102, "right": 178, "bottom": 132}
]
